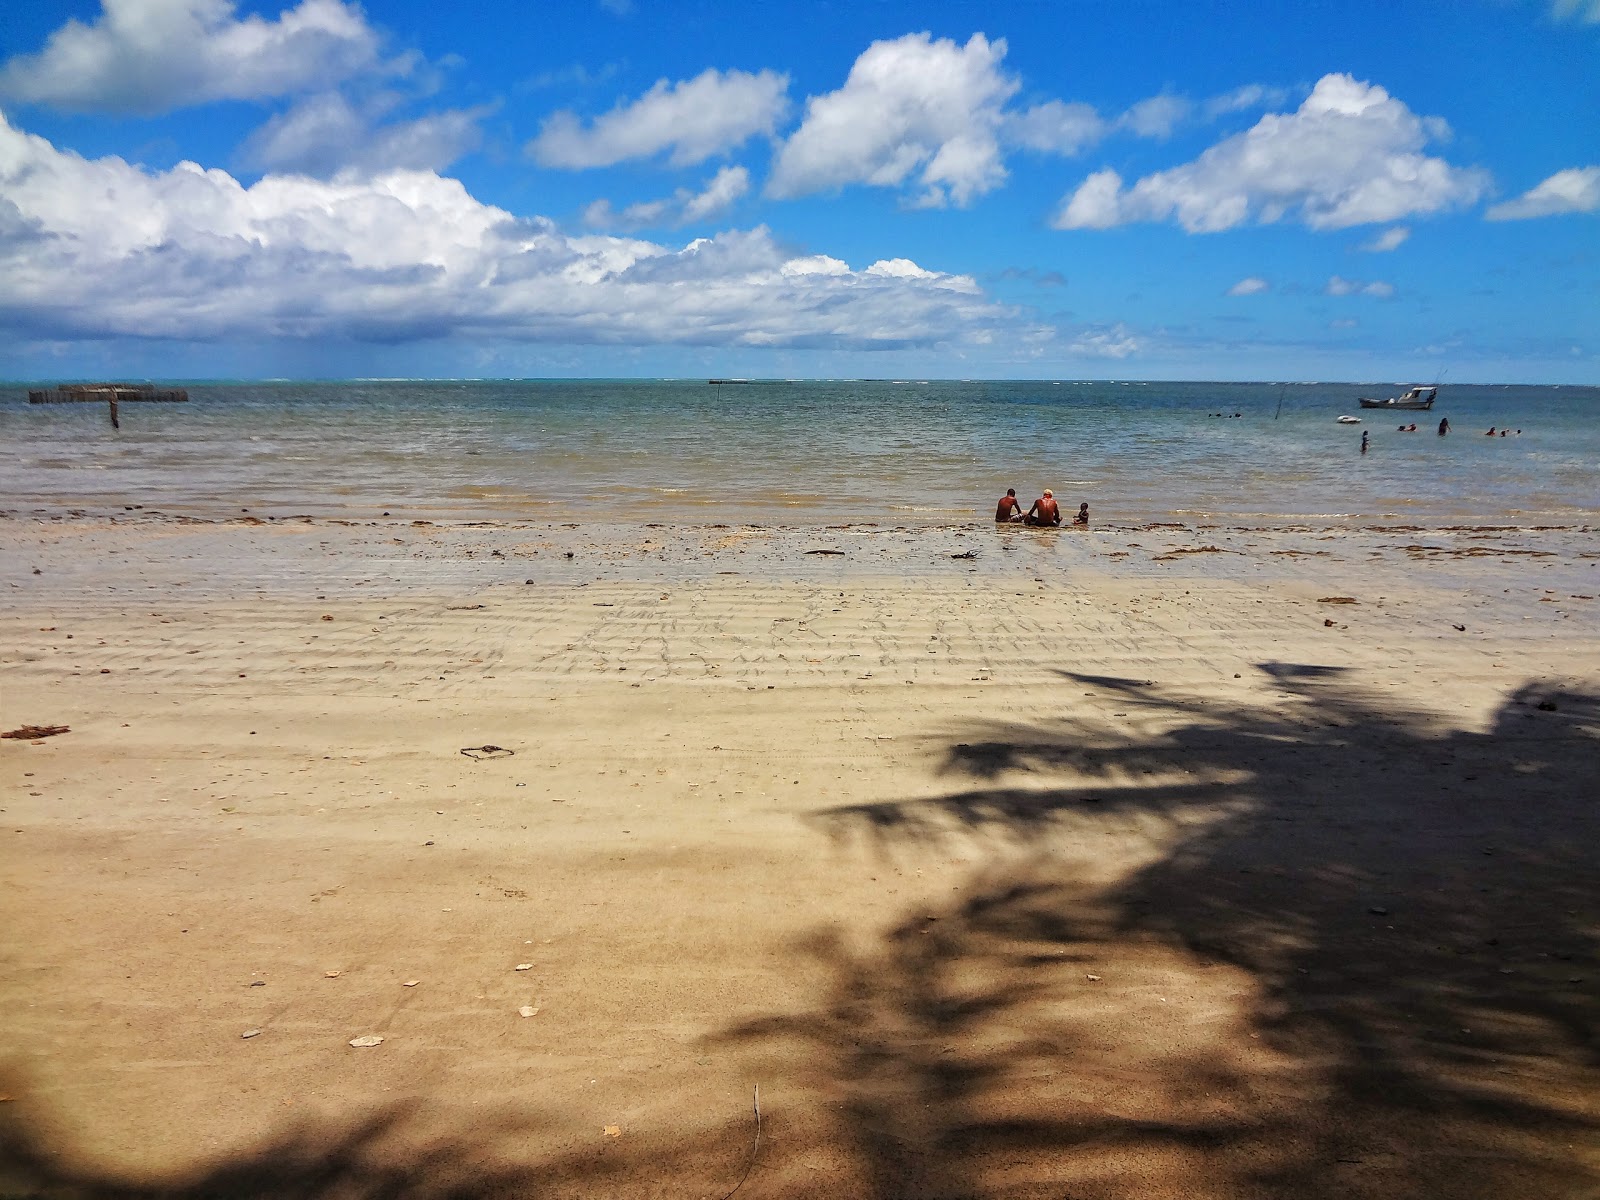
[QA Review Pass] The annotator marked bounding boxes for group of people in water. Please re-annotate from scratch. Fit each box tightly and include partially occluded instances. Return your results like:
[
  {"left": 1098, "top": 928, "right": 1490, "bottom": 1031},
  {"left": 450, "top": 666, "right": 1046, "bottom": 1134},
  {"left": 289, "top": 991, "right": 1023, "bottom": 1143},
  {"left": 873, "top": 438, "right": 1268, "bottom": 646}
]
[
  {"left": 995, "top": 488, "right": 1089, "bottom": 527},
  {"left": 1362, "top": 416, "right": 1522, "bottom": 453}
]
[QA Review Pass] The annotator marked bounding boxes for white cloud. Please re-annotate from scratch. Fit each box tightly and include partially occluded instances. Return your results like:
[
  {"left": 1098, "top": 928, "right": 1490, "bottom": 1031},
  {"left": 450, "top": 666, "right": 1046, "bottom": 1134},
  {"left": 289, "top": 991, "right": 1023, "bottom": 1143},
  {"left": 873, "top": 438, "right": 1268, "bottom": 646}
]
[
  {"left": 1067, "top": 323, "right": 1139, "bottom": 358},
  {"left": 781, "top": 255, "right": 850, "bottom": 278},
  {"left": 584, "top": 165, "right": 751, "bottom": 230},
  {"left": 682, "top": 165, "right": 751, "bottom": 222},
  {"left": 767, "top": 32, "right": 1018, "bottom": 207},
  {"left": 0, "top": 113, "right": 1007, "bottom": 351},
  {"left": 527, "top": 68, "right": 789, "bottom": 169},
  {"left": 1361, "top": 225, "right": 1410, "bottom": 252},
  {"left": 240, "top": 92, "right": 488, "bottom": 176},
  {"left": 1120, "top": 93, "right": 1190, "bottom": 139},
  {"left": 1005, "top": 100, "right": 1106, "bottom": 156},
  {"left": 1204, "top": 84, "right": 1292, "bottom": 119},
  {"left": 1485, "top": 166, "right": 1600, "bottom": 220},
  {"left": 0, "top": 0, "right": 389, "bottom": 115},
  {"left": 1325, "top": 275, "right": 1394, "bottom": 297},
  {"left": 1052, "top": 73, "right": 1489, "bottom": 233},
  {"left": 1227, "top": 276, "right": 1270, "bottom": 296},
  {"left": 1551, "top": 0, "right": 1600, "bottom": 22},
  {"left": 1006, "top": 85, "right": 1282, "bottom": 161},
  {"left": 1054, "top": 168, "right": 1124, "bottom": 230}
]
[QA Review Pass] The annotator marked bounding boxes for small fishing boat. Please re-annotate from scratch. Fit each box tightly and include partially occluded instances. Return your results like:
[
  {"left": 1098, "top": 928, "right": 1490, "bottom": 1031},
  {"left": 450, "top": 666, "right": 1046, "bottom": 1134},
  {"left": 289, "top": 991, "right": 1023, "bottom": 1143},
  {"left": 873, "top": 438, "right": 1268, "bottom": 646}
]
[
  {"left": 1358, "top": 385, "right": 1437, "bottom": 410},
  {"left": 1336, "top": 415, "right": 1362, "bottom": 424}
]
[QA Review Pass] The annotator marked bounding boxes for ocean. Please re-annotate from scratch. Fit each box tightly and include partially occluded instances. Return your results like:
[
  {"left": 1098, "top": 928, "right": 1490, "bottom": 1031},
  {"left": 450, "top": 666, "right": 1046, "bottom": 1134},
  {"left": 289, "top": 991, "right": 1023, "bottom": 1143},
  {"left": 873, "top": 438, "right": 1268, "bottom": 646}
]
[{"left": 2, "top": 380, "right": 1596, "bottom": 527}]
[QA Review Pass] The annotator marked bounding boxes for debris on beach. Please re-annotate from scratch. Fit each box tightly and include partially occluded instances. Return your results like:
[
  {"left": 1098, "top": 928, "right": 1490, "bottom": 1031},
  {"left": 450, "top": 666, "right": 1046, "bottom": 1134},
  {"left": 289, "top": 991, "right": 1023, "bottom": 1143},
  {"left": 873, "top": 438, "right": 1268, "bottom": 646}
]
[
  {"left": 603, "top": 1125, "right": 622, "bottom": 1138},
  {"left": 460, "top": 745, "right": 513, "bottom": 759},
  {"left": 241, "top": 1029, "right": 262, "bottom": 1039},
  {"left": 1317, "top": 596, "right": 1358, "bottom": 604},
  {"left": 951, "top": 549, "right": 979, "bottom": 559},
  {"left": 348, "top": 1035, "right": 384, "bottom": 1048},
  {"left": 515, "top": 963, "right": 532, "bottom": 971},
  {"left": 2, "top": 725, "right": 70, "bottom": 740},
  {"left": 518, "top": 1005, "right": 538, "bottom": 1017},
  {"left": 805, "top": 548, "right": 845, "bottom": 555}
]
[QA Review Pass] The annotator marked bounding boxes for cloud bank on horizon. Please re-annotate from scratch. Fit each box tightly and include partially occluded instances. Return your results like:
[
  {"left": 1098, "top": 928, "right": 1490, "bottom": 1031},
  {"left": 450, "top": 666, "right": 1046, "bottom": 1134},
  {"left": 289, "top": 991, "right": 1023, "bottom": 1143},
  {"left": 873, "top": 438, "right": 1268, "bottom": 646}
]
[
  {"left": 0, "top": 0, "right": 1594, "bottom": 380},
  {"left": 0, "top": 113, "right": 1013, "bottom": 351}
]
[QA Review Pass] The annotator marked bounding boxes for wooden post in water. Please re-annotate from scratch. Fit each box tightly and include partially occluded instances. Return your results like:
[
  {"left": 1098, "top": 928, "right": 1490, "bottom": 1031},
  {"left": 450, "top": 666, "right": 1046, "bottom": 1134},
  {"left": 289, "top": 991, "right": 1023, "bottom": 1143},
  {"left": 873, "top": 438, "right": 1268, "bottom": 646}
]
[{"left": 27, "top": 383, "right": 187, "bottom": 429}]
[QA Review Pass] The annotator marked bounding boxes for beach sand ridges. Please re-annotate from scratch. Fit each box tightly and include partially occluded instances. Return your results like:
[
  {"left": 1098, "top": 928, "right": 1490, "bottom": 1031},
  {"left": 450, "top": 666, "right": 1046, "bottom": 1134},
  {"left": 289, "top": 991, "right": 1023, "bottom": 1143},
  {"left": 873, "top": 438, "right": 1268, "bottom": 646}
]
[{"left": 1, "top": 513, "right": 1597, "bottom": 1198}]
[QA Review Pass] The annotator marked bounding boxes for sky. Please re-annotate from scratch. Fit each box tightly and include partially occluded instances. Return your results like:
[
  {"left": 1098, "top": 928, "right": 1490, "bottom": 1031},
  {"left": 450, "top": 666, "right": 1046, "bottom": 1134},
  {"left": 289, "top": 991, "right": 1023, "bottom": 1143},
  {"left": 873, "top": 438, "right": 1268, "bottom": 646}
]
[{"left": 0, "top": 0, "right": 1596, "bottom": 382}]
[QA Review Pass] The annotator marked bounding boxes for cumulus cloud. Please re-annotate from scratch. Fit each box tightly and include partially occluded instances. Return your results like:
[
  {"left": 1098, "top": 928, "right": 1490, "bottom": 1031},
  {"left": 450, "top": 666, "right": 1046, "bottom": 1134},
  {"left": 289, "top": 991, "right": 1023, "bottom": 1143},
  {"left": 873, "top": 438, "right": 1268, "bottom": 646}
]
[
  {"left": 240, "top": 92, "right": 489, "bottom": 176},
  {"left": 1053, "top": 168, "right": 1125, "bottom": 229},
  {"left": 0, "top": 0, "right": 389, "bottom": 115},
  {"left": 0, "top": 114, "right": 1006, "bottom": 351},
  {"left": 1325, "top": 275, "right": 1393, "bottom": 297},
  {"left": 527, "top": 68, "right": 789, "bottom": 168},
  {"left": 1227, "top": 276, "right": 1270, "bottom": 296},
  {"left": 1067, "top": 323, "right": 1139, "bottom": 358},
  {"left": 1361, "top": 225, "right": 1410, "bottom": 251},
  {"left": 767, "top": 32, "right": 1018, "bottom": 207},
  {"left": 1485, "top": 166, "right": 1600, "bottom": 220},
  {"left": 1052, "top": 73, "right": 1489, "bottom": 233},
  {"left": 584, "top": 165, "right": 751, "bottom": 230}
]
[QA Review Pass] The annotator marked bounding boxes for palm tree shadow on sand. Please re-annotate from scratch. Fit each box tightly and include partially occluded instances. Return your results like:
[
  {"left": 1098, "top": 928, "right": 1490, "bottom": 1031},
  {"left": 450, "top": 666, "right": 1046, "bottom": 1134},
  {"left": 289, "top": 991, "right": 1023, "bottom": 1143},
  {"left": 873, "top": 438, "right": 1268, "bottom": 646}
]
[
  {"left": 722, "top": 665, "right": 1599, "bottom": 1199},
  {"left": 3, "top": 667, "right": 1596, "bottom": 1199}
]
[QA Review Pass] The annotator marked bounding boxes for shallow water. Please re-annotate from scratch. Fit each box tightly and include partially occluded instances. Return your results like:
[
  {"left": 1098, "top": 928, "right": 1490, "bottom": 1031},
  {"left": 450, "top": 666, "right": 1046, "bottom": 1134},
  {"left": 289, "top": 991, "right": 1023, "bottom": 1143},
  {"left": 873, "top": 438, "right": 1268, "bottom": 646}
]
[{"left": 2, "top": 380, "right": 1595, "bottom": 526}]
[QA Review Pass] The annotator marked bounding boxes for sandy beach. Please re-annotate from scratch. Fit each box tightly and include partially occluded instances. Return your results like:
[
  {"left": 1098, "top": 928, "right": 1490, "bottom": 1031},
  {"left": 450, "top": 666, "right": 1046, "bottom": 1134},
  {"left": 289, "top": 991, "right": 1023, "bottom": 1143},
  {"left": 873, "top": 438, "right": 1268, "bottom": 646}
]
[{"left": 3, "top": 513, "right": 1597, "bottom": 1199}]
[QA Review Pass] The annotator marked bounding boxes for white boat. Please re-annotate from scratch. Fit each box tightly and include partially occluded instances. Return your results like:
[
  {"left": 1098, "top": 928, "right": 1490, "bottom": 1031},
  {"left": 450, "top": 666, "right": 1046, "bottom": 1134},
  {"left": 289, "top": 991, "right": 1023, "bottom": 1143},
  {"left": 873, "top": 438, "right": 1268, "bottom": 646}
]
[
  {"left": 1358, "top": 385, "right": 1437, "bottom": 410},
  {"left": 1336, "top": 415, "right": 1362, "bottom": 424}
]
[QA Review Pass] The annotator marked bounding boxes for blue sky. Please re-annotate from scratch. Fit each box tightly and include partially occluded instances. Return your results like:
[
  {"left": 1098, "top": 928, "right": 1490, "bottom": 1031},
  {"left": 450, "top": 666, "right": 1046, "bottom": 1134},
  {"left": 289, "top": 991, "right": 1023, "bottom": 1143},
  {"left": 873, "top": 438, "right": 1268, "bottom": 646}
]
[{"left": 1, "top": 0, "right": 1596, "bottom": 382}]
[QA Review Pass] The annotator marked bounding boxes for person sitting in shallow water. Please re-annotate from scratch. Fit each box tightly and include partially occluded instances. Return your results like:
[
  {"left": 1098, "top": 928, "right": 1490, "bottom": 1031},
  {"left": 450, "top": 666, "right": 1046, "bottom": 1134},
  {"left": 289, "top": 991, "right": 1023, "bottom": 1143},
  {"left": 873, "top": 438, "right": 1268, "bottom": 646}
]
[
  {"left": 1072, "top": 502, "right": 1089, "bottom": 526},
  {"left": 995, "top": 488, "right": 1023, "bottom": 523},
  {"left": 1024, "top": 489, "right": 1061, "bottom": 527}
]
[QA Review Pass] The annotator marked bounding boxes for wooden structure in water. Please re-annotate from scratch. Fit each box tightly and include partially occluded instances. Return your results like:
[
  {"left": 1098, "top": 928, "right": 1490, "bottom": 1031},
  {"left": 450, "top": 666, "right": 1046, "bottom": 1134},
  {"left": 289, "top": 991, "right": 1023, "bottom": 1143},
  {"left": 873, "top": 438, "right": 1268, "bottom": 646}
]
[{"left": 28, "top": 383, "right": 188, "bottom": 429}]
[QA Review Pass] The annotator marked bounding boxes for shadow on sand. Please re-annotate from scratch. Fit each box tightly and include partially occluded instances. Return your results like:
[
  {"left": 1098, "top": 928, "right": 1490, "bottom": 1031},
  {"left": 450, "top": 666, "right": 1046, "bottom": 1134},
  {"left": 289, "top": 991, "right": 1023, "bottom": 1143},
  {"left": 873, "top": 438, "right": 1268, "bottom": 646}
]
[
  {"left": 3, "top": 667, "right": 1596, "bottom": 1198},
  {"left": 727, "top": 666, "right": 1600, "bottom": 1198}
]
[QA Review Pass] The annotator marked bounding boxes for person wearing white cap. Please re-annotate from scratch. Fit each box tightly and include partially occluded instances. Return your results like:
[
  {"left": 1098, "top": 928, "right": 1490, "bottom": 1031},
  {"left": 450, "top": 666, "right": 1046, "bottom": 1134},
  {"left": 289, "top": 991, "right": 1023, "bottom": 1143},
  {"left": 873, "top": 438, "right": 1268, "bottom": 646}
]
[{"left": 1024, "top": 488, "right": 1061, "bottom": 527}]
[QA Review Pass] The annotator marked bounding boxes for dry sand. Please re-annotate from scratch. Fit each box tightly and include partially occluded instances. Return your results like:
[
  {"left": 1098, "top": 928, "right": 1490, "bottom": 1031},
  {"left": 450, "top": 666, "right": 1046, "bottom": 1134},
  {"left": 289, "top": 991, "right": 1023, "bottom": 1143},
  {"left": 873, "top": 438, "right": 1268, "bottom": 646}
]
[{"left": 2, "top": 514, "right": 1597, "bottom": 1199}]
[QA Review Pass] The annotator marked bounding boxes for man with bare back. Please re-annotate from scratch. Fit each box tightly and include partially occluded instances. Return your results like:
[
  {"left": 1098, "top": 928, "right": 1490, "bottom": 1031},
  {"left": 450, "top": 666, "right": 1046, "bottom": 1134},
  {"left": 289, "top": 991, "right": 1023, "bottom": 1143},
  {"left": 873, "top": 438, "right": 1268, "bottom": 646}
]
[{"left": 1025, "top": 489, "right": 1060, "bottom": 526}]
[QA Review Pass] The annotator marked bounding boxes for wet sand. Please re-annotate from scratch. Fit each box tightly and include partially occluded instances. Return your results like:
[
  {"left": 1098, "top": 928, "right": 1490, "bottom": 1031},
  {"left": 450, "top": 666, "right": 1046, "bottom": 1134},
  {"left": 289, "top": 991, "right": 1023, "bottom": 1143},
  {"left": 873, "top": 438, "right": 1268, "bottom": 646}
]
[{"left": 2, "top": 514, "right": 1597, "bottom": 1199}]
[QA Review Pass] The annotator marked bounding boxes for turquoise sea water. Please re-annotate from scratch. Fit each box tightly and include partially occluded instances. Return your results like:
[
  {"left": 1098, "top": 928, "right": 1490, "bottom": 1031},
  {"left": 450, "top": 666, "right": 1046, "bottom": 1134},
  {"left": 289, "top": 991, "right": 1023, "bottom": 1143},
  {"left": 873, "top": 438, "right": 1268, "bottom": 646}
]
[{"left": 2, "top": 380, "right": 1596, "bottom": 526}]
